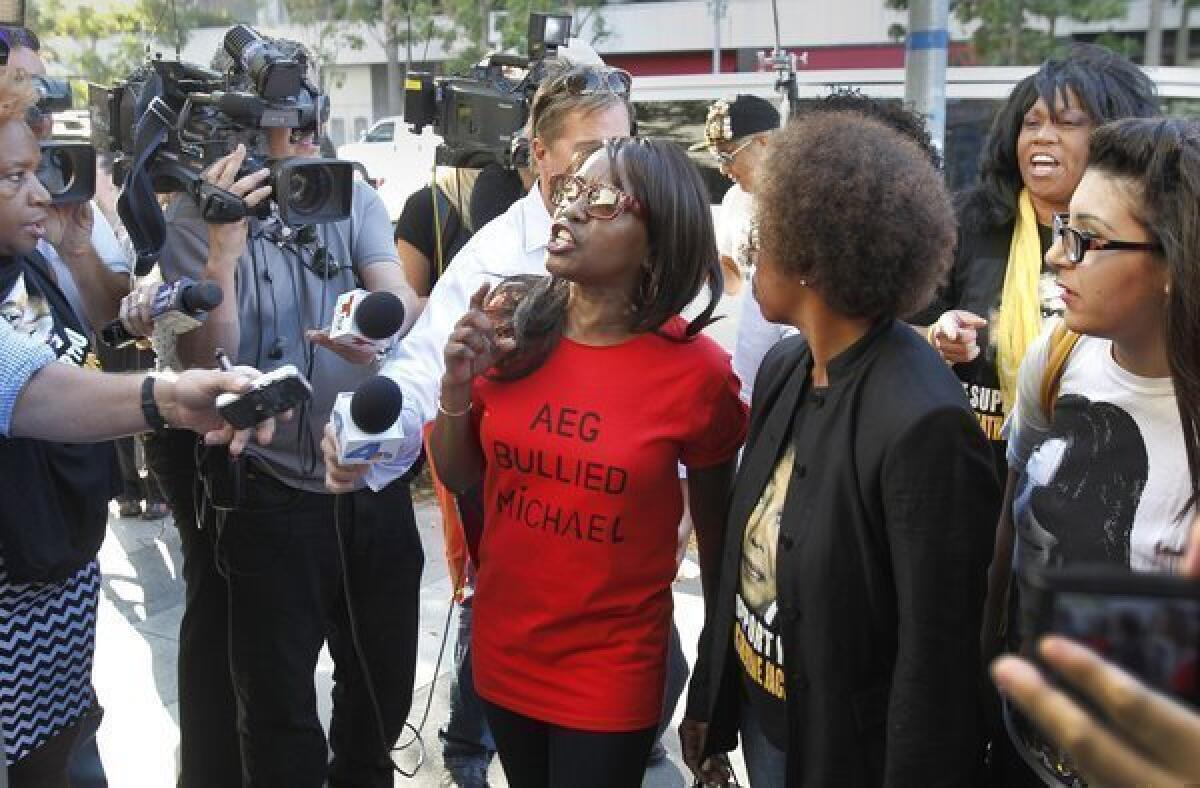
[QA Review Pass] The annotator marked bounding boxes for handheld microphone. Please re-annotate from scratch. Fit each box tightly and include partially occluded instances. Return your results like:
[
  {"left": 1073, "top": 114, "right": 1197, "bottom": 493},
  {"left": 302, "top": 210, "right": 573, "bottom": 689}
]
[
  {"left": 332, "top": 376, "right": 406, "bottom": 465},
  {"left": 101, "top": 279, "right": 223, "bottom": 348},
  {"left": 327, "top": 289, "right": 406, "bottom": 355}
]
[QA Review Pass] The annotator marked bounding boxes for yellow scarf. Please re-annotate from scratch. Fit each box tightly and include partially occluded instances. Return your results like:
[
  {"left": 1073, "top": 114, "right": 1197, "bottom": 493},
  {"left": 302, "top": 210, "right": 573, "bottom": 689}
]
[{"left": 993, "top": 189, "right": 1044, "bottom": 417}]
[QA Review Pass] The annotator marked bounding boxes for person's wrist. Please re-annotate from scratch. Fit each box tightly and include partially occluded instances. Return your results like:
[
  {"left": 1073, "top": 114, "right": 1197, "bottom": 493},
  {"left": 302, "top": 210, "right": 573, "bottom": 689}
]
[
  {"left": 151, "top": 375, "right": 181, "bottom": 430},
  {"left": 439, "top": 379, "right": 472, "bottom": 410}
]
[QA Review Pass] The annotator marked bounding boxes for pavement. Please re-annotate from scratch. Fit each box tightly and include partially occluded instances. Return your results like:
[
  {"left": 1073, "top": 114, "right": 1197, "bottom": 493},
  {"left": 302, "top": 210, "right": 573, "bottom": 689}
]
[{"left": 93, "top": 480, "right": 744, "bottom": 787}]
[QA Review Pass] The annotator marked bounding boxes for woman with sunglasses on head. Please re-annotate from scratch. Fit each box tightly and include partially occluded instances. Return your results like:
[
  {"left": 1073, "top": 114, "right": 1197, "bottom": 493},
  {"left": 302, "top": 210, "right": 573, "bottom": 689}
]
[
  {"left": 681, "top": 111, "right": 1000, "bottom": 787},
  {"left": 988, "top": 116, "right": 1200, "bottom": 788},
  {"left": 429, "top": 137, "right": 748, "bottom": 788}
]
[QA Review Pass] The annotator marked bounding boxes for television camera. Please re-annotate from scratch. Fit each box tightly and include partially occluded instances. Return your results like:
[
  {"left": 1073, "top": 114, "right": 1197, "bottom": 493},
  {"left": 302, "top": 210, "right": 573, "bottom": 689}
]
[
  {"left": 89, "top": 25, "right": 354, "bottom": 274},
  {"left": 403, "top": 12, "right": 573, "bottom": 168}
]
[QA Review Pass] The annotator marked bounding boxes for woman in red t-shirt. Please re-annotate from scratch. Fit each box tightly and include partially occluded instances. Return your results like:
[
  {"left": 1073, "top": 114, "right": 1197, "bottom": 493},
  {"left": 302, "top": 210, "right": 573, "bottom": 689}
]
[{"left": 430, "top": 137, "right": 749, "bottom": 787}]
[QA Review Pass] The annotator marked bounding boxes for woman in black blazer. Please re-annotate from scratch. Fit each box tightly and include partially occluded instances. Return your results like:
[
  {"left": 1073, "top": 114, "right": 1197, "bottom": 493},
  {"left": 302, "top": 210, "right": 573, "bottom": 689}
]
[{"left": 680, "top": 111, "right": 1002, "bottom": 787}]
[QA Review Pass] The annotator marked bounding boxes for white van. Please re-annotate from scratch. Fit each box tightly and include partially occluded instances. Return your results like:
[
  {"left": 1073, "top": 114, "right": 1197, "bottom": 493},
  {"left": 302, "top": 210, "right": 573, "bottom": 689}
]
[{"left": 337, "top": 116, "right": 443, "bottom": 221}]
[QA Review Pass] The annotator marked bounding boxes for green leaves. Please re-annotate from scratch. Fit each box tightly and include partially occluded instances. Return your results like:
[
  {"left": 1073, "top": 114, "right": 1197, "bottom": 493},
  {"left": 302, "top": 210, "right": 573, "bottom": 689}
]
[
  {"left": 887, "top": 0, "right": 1132, "bottom": 64},
  {"left": 41, "top": 0, "right": 232, "bottom": 93}
]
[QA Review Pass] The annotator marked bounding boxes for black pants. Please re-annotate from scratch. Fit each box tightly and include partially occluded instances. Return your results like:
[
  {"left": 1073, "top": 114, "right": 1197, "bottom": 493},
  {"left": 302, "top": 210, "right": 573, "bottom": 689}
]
[
  {"left": 213, "top": 460, "right": 423, "bottom": 788},
  {"left": 143, "top": 429, "right": 242, "bottom": 788},
  {"left": 9, "top": 717, "right": 84, "bottom": 788},
  {"left": 482, "top": 700, "right": 656, "bottom": 788}
]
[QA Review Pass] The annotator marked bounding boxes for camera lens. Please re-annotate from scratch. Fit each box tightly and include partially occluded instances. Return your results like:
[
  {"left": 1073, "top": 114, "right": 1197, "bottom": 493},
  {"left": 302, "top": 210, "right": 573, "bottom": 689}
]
[
  {"left": 37, "top": 149, "right": 73, "bottom": 197},
  {"left": 285, "top": 164, "right": 330, "bottom": 217}
]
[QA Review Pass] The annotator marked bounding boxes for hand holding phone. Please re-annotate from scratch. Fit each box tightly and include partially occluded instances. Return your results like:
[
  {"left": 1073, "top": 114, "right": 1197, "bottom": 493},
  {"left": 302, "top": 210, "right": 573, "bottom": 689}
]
[
  {"left": 213, "top": 349, "right": 313, "bottom": 430},
  {"left": 1023, "top": 566, "right": 1200, "bottom": 707}
]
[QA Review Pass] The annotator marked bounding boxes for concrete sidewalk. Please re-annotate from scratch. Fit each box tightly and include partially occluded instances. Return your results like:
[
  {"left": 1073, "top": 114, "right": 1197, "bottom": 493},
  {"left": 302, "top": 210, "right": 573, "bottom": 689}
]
[{"left": 93, "top": 489, "right": 739, "bottom": 787}]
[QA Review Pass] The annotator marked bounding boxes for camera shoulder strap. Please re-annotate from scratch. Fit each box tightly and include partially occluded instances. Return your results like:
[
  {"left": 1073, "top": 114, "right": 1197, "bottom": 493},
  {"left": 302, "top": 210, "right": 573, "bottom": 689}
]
[{"left": 117, "top": 97, "right": 174, "bottom": 276}]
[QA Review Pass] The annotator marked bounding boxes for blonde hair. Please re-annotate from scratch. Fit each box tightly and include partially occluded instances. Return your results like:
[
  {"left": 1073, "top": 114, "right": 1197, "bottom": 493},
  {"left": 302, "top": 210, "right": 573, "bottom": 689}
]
[
  {"left": 0, "top": 67, "right": 36, "bottom": 127},
  {"left": 528, "top": 60, "right": 632, "bottom": 146},
  {"left": 433, "top": 166, "right": 480, "bottom": 230}
]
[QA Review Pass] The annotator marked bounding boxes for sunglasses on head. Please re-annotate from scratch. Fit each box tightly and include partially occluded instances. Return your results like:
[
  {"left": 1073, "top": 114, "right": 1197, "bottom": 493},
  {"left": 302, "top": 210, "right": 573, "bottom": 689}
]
[
  {"left": 558, "top": 67, "right": 632, "bottom": 98},
  {"left": 550, "top": 173, "right": 644, "bottom": 221},
  {"left": 1051, "top": 212, "right": 1161, "bottom": 265}
]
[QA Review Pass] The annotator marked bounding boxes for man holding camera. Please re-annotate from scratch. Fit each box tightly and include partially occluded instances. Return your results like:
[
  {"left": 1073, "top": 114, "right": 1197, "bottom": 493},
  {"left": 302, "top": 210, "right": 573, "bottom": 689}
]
[{"left": 159, "top": 37, "right": 422, "bottom": 787}]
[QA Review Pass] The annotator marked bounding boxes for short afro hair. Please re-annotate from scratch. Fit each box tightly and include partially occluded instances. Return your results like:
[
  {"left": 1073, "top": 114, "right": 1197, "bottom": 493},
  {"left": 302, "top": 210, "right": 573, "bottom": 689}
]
[{"left": 757, "top": 111, "right": 955, "bottom": 321}]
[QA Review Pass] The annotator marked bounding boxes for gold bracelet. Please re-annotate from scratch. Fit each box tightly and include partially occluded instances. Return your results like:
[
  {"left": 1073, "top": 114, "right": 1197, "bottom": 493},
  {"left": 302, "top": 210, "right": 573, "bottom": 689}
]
[
  {"left": 926, "top": 323, "right": 939, "bottom": 345},
  {"left": 437, "top": 398, "right": 472, "bottom": 417}
]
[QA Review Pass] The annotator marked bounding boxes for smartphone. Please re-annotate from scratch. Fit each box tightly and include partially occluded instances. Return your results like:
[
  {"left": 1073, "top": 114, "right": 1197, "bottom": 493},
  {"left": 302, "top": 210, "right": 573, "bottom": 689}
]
[
  {"left": 215, "top": 365, "right": 313, "bottom": 430},
  {"left": 1023, "top": 566, "right": 1200, "bottom": 708}
]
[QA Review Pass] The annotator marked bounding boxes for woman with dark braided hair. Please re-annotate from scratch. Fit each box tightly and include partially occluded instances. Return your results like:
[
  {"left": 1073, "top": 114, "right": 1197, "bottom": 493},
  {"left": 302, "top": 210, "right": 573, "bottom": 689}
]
[{"left": 429, "top": 137, "right": 748, "bottom": 787}]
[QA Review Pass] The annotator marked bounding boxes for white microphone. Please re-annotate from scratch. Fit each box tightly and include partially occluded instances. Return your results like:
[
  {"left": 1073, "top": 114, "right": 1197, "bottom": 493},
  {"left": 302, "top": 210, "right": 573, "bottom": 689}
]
[
  {"left": 332, "top": 376, "right": 405, "bottom": 465},
  {"left": 328, "top": 289, "right": 406, "bottom": 354}
]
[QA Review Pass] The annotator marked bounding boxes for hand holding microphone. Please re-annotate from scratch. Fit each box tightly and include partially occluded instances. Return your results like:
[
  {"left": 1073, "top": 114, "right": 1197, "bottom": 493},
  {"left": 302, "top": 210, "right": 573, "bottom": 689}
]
[
  {"left": 105, "top": 279, "right": 224, "bottom": 347},
  {"left": 323, "top": 375, "right": 405, "bottom": 493},
  {"left": 307, "top": 289, "right": 406, "bottom": 365}
]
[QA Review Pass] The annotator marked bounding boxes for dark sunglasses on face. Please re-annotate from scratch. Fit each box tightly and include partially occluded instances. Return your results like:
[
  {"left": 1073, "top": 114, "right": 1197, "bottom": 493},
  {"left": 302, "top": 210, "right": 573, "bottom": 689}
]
[
  {"left": 1051, "top": 212, "right": 1162, "bottom": 265},
  {"left": 550, "top": 174, "right": 644, "bottom": 221}
]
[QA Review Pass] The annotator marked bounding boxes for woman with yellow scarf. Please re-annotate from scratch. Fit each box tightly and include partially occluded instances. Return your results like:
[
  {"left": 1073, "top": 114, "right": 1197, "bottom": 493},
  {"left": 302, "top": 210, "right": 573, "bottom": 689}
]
[
  {"left": 914, "top": 44, "right": 1158, "bottom": 475},
  {"left": 913, "top": 43, "right": 1160, "bottom": 788}
]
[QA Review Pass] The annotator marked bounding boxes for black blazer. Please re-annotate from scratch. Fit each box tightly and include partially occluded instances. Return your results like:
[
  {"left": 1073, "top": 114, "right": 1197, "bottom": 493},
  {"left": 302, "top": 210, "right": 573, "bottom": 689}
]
[{"left": 688, "top": 320, "right": 1001, "bottom": 787}]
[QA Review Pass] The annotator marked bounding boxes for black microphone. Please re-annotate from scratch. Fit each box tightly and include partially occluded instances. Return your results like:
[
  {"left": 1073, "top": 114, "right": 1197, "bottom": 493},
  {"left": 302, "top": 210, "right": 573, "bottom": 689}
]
[
  {"left": 333, "top": 376, "right": 405, "bottom": 464},
  {"left": 351, "top": 376, "right": 404, "bottom": 433},
  {"left": 101, "top": 280, "right": 223, "bottom": 348},
  {"left": 329, "top": 289, "right": 406, "bottom": 352},
  {"left": 355, "top": 291, "right": 406, "bottom": 340}
]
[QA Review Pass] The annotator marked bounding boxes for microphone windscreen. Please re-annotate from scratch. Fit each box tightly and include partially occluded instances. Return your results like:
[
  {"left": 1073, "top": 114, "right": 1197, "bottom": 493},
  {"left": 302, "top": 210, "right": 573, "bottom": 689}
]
[
  {"left": 349, "top": 376, "right": 404, "bottom": 434},
  {"left": 355, "top": 291, "right": 405, "bottom": 340},
  {"left": 180, "top": 281, "right": 224, "bottom": 313}
]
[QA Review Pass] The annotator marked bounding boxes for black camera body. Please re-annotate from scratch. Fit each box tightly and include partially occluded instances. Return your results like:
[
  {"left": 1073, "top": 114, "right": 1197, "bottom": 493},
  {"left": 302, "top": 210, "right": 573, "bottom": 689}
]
[
  {"left": 89, "top": 26, "right": 354, "bottom": 272},
  {"left": 404, "top": 12, "right": 571, "bottom": 168}
]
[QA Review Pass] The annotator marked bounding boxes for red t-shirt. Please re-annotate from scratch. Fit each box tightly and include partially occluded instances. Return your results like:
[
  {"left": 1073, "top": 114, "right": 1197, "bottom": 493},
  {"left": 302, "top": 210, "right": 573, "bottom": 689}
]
[{"left": 469, "top": 320, "right": 748, "bottom": 732}]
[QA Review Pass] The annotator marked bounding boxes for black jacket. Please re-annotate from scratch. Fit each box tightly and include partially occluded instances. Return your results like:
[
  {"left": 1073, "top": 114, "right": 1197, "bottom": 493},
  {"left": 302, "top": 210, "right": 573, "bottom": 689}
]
[{"left": 688, "top": 320, "right": 1001, "bottom": 787}]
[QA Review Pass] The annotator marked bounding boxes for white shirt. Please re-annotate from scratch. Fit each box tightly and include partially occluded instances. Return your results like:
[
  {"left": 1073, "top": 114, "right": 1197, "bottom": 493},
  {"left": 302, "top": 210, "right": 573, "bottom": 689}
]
[
  {"left": 723, "top": 184, "right": 799, "bottom": 404},
  {"left": 1008, "top": 330, "right": 1194, "bottom": 572},
  {"left": 716, "top": 184, "right": 755, "bottom": 273},
  {"left": 368, "top": 185, "right": 553, "bottom": 489}
]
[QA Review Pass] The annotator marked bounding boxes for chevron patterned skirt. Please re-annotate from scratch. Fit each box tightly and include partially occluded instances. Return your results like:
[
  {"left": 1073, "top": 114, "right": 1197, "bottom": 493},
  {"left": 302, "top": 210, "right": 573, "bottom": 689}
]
[{"left": 0, "top": 555, "right": 99, "bottom": 765}]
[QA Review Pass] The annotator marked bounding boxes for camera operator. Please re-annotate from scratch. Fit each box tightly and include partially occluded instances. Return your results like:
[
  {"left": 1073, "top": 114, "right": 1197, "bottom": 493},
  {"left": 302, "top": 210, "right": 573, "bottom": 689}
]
[
  {"left": 4, "top": 29, "right": 131, "bottom": 336},
  {"left": 158, "top": 34, "right": 422, "bottom": 788}
]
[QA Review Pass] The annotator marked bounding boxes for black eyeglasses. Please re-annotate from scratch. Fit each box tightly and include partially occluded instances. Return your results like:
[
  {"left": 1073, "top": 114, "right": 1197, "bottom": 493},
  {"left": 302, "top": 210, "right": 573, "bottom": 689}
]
[
  {"left": 549, "top": 174, "right": 644, "bottom": 220},
  {"left": 1051, "top": 213, "right": 1162, "bottom": 265}
]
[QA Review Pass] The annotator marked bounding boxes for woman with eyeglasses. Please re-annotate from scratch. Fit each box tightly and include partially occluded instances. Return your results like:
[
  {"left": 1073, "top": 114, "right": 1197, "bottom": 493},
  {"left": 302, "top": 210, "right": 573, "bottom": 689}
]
[
  {"left": 914, "top": 44, "right": 1158, "bottom": 474},
  {"left": 680, "top": 111, "right": 1000, "bottom": 787},
  {"left": 987, "top": 117, "right": 1200, "bottom": 788},
  {"left": 428, "top": 137, "right": 748, "bottom": 787}
]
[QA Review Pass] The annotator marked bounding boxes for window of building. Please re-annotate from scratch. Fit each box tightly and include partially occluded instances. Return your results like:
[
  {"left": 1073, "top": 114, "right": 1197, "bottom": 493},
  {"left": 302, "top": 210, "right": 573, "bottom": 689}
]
[{"left": 330, "top": 117, "right": 346, "bottom": 148}]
